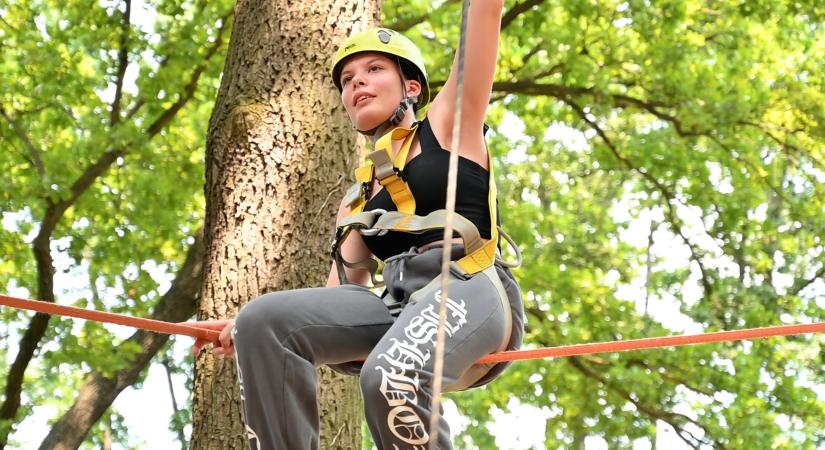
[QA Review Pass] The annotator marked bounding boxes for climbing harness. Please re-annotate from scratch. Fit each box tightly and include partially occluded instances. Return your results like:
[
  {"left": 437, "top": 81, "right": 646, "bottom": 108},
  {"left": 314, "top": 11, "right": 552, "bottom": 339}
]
[
  {"left": 331, "top": 208, "right": 521, "bottom": 286},
  {"left": 330, "top": 120, "right": 520, "bottom": 286}
]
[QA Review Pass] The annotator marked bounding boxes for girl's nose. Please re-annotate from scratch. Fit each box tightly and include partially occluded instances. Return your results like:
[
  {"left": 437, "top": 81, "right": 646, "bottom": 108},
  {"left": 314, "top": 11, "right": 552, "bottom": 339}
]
[{"left": 351, "top": 71, "right": 367, "bottom": 87}]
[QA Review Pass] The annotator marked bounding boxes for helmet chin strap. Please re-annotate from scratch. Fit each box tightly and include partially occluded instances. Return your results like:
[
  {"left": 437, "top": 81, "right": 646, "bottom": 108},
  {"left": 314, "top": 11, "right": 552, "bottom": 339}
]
[{"left": 357, "top": 98, "right": 413, "bottom": 140}]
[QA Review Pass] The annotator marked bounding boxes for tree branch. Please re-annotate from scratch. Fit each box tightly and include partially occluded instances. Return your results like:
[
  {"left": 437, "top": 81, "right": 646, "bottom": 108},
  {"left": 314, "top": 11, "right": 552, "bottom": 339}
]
[
  {"left": 529, "top": 302, "right": 724, "bottom": 447},
  {"left": 738, "top": 120, "right": 825, "bottom": 171},
  {"left": 567, "top": 356, "right": 721, "bottom": 450},
  {"left": 644, "top": 218, "right": 657, "bottom": 315},
  {"left": 145, "top": 10, "right": 231, "bottom": 137},
  {"left": 501, "top": 0, "right": 546, "bottom": 30},
  {"left": 383, "top": 0, "right": 461, "bottom": 32},
  {"left": 124, "top": 99, "right": 144, "bottom": 120},
  {"left": 494, "top": 81, "right": 670, "bottom": 110},
  {"left": 560, "top": 96, "right": 674, "bottom": 197},
  {"left": 622, "top": 358, "right": 716, "bottom": 397},
  {"left": 706, "top": 135, "right": 791, "bottom": 204},
  {"left": 481, "top": 79, "right": 711, "bottom": 139},
  {"left": 161, "top": 356, "right": 187, "bottom": 449},
  {"left": 0, "top": 14, "right": 18, "bottom": 32},
  {"left": 790, "top": 263, "right": 825, "bottom": 297},
  {"left": 37, "top": 231, "right": 204, "bottom": 450},
  {"left": 506, "top": 41, "right": 567, "bottom": 84},
  {"left": 125, "top": 9, "right": 230, "bottom": 122},
  {"left": 0, "top": 105, "right": 46, "bottom": 178},
  {"left": 383, "top": 0, "right": 546, "bottom": 33},
  {"left": 110, "top": 0, "right": 132, "bottom": 126},
  {"left": 429, "top": 80, "right": 676, "bottom": 121},
  {"left": 560, "top": 95, "right": 718, "bottom": 324}
]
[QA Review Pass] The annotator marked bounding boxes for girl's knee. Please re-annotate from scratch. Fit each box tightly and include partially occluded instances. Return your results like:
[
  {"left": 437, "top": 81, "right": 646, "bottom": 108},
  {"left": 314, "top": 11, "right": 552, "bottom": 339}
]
[{"left": 234, "top": 292, "right": 294, "bottom": 344}]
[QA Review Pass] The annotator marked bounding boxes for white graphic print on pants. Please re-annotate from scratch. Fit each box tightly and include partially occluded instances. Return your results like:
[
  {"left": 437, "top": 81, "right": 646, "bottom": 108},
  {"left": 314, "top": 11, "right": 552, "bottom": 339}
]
[{"left": 375, "top": 290, "right": 468, "bottom": 447}]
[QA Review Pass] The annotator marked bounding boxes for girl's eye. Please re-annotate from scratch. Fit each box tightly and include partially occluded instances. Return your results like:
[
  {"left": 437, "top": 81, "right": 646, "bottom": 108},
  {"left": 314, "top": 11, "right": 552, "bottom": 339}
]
[
  {"left": 341, "top": 75, "right": 352, "bottom": 85},
  {"left": 369, "top": 65, "right": 382, "bottom": 72}
]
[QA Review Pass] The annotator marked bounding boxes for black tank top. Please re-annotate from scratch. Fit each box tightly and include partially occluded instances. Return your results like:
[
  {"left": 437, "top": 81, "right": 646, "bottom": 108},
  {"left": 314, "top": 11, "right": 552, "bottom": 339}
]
[{"left": 361, "top": 118, "right": 493, "bottom": 260}]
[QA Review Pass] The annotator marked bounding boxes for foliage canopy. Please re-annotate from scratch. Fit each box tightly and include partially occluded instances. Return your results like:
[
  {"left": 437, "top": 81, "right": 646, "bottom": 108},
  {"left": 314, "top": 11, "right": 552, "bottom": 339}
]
[{"left": 1, "top": 0, "right": 823, "bottom": 448}]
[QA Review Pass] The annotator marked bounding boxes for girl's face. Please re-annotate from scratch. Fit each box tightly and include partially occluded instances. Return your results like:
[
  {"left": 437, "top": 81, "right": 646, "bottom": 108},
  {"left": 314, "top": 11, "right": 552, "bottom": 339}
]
[{"left": 339, "top": 52, "right": 420, "bottom": 131}]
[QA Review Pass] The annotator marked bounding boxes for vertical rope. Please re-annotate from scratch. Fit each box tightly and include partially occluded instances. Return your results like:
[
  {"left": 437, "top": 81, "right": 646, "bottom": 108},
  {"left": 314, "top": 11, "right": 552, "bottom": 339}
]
[{"left": 429, "top": 0, "right": 471, "bottom": 447}]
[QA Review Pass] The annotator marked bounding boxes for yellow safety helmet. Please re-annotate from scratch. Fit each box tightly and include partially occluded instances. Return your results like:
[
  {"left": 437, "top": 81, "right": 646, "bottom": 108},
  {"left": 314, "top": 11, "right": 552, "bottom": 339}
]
[{"left": 331, "top": 28, "right": 430, "bottom": 107}]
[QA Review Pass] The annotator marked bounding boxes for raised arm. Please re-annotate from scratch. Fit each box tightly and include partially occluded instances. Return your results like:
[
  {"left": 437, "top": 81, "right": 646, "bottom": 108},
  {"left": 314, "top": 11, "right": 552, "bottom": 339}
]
[{"left": 426, "top": 0, "right": 505, "bottom": 167}]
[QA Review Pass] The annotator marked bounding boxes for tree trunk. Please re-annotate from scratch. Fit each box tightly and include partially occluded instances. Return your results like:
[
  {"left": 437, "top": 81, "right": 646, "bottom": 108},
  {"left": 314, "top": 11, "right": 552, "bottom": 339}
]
[{"left": 190, "top": 1, "right": 381, "bottom": 449}]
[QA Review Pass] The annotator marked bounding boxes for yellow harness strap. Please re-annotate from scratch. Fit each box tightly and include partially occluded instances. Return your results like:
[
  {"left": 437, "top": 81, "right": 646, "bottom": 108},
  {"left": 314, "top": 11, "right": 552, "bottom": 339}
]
[
  {"left": 345, "top": 124, "right": 419, "bottom": 215},
  {"left": 372, "top": 125, "right": 418, "bottom": 214},
  {"left": 455, "top": 150, "right": 498, "bottom": 275},
  {"left": 338, "top": 125, "right": 508, "bottom": 278}
]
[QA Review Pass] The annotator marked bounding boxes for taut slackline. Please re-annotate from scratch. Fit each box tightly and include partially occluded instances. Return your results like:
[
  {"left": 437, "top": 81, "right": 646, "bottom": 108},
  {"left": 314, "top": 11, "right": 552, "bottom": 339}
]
[{"left": 2, "top": 294, "right": 823, "bottom": 366}]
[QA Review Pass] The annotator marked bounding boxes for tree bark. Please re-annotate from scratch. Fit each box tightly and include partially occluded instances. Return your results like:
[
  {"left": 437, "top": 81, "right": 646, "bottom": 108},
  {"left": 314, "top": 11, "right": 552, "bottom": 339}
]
[
  {"left": 190, "top": 1, "right": 381, "bottom": 449},
  {"left": 37, "top": 232, "right": 205, "bottom": 450}
]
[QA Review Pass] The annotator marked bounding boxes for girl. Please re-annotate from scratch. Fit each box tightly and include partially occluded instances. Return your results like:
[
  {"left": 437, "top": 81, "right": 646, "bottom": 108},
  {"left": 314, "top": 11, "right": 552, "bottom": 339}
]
[{"left": 197, "top": 3, "right": 523, "bottom": 448}]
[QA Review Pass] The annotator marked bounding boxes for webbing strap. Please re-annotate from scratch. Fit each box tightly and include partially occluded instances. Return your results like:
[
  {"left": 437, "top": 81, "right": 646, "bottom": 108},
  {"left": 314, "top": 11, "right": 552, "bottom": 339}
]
[
  {"left": 332, "top": 225, "right": 379, "bottom": 286},
  {"left": 343, "top": 164, "right": 373, "bottom": 215},
  {"left": 443, "top": 264, "right": 513, "bottom": 392},
  {"left": 346, "top": 124, "right": 420, "bottom": 215},
  {"left": 369, "top": 149, "right": 416, "bottom": 214},
  {"left": 2, "top": 294, "right": 823, "bottom": 366},
  {"left": 332, "top": 209, "right": 521, "bottom": 285},
  {"left": 372, "top": 125, "right": 419, "bottom": 214},
  {"left": 378, "top": 124, "right": 419, "bottom": 172},
  {"left": 340, "top": 210, "right": 484, "bottom": 254},
  {"left": 333, "top": 209, "right": 488, "bottom": 285},
  {"left": 484, "top": 150, "right": 499, "bottom": 264}
]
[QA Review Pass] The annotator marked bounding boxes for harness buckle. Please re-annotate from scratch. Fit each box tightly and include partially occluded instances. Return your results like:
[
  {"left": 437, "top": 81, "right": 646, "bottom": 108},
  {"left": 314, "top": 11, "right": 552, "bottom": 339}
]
[
  {"left": 330, "top": 227, "right": 345, "bottom": 258},
  {"left": 360, "top": 208, "right": 389, "bottom": 236}
]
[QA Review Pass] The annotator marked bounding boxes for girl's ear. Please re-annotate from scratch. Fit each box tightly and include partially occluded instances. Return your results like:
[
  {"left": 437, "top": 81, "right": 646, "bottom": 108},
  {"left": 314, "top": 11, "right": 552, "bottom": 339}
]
[{"left": 406, "top": 79, "right": 422, "bottom": 99}]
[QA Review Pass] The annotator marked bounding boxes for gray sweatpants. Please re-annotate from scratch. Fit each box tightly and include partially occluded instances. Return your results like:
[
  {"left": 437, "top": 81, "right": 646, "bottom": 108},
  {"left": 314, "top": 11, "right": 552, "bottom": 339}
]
[{"left": 232, "top": 245, "right": 524, "bottom": 450}]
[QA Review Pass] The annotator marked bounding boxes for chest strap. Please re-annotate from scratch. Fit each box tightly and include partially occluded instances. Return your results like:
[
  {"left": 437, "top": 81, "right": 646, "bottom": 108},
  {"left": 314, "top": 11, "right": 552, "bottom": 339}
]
[{"left": 343, "top": 124, "right": 419, "bottom": 215}]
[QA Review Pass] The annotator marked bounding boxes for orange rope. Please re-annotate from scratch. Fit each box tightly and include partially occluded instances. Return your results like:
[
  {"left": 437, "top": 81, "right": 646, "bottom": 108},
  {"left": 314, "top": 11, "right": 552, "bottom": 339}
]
[
  {"left": 475, "top": 321, "right": 825, "bottom": 364},
  {"left": 0, "top": 294, "right": 219, "bottom": 341},
  {"left": 2, "top": 294, "right": 823, "bottom": 364}
]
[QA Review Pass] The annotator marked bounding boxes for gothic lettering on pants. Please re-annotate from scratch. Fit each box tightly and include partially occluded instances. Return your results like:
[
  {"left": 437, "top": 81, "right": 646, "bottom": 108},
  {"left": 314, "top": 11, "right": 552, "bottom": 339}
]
[{"left": 375, "top": 290, "right": 468, "bottom": 445}]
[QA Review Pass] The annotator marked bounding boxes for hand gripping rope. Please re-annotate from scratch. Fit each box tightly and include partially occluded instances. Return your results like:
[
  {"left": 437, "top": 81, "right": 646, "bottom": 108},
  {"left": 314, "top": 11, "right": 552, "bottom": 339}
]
[{"left": 1, "top": 293, "right": 823, "bottom": 366}]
